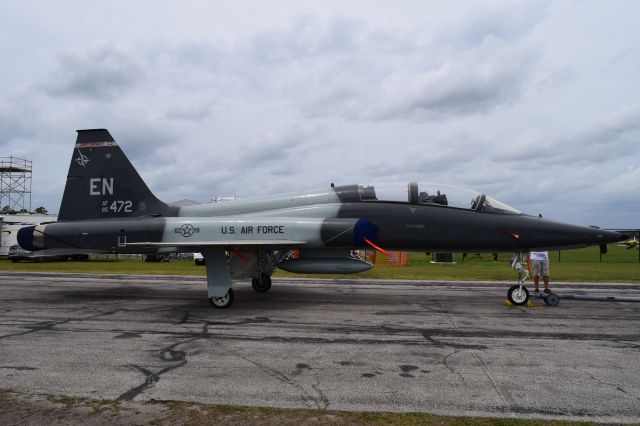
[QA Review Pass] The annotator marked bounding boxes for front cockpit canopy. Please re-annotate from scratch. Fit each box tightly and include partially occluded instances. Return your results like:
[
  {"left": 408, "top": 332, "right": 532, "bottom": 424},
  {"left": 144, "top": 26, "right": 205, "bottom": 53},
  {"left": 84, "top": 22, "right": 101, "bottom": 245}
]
[{"left": 336, "top": 182, "right": 521, "bottom": 214}]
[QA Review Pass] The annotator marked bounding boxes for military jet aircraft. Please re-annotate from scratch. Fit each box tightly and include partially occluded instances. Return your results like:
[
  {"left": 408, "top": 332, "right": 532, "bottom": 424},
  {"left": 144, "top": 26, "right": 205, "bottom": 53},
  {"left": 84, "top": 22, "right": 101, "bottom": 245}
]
[{"left": 17, "top": 129, "right": 627, "bottom": 308}]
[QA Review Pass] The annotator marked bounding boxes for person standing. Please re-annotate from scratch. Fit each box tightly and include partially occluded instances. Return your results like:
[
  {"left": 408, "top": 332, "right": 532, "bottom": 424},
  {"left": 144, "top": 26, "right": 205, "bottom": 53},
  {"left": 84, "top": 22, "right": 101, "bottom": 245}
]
[{"left": 530, "top": 251, "right": 550, "bottom": 293}]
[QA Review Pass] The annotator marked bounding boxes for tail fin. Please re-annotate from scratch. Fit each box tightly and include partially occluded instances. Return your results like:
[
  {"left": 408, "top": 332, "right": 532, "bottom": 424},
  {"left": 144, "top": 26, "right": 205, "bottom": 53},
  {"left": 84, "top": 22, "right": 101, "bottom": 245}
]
[{"left": 58, "top": 129, "right": 178, "bottom": 221}]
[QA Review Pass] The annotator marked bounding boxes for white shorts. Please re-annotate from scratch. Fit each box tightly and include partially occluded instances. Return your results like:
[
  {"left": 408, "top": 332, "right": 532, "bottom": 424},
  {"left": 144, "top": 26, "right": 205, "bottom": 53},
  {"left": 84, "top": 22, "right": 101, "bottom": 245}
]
[{"left": 531, "top": 259, "right": 549, "bottom": 277}]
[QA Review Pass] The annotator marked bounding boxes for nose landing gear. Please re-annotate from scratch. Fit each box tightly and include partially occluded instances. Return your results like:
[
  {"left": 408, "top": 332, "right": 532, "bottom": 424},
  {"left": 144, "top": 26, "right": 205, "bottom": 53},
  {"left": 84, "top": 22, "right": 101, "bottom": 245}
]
[
  {"left": 507, "top": 284, "right": 530, "bottom": 305},
  {"left": 507, "top": 252, "right": 530, "bottom": 305},
  {"left": 507, "top": 252, "right": 560, "bottom": 307}
]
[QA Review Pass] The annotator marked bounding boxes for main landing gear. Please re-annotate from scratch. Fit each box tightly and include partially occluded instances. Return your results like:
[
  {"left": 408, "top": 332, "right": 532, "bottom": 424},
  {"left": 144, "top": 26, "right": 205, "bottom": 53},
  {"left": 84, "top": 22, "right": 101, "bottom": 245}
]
[
  {"left": 252, "top": 273, "right": 272, "bottom": 292},
  {"left": 209, "top": 288, "right": 235, "bottom": 309},
  {"left": 202, "top": 247, "right": 278, "bottom": 308},
  {"left": 203, "top": 248, "right": 235, "bottom": 309}
]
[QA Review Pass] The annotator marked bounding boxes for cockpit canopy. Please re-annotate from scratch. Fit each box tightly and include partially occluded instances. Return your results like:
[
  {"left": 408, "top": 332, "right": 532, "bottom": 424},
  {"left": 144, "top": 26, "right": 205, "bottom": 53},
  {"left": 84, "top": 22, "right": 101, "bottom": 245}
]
[{"left": 335, "top": 182, "right": 521, "bottom": 214}]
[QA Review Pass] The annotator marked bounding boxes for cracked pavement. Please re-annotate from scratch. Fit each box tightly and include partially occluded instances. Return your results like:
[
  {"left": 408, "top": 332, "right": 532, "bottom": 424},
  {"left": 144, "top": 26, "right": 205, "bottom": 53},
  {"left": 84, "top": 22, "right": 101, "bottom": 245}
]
[{"left": 0, "top": 271, "right": 639, "bottom": 422}]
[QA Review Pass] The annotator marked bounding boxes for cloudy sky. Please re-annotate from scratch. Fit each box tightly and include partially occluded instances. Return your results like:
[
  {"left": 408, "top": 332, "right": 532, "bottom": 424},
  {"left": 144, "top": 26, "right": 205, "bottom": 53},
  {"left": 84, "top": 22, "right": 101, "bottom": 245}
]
[{"left": 1, "top": 0, "right": 638, "bottom": 228}]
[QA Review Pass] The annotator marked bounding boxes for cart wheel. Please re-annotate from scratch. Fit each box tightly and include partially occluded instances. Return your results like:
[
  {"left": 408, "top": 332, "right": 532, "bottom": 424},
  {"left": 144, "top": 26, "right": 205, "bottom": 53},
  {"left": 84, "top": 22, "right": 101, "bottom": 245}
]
[{"left": 543, "top": 293, "right": 560, "bottom": 306}]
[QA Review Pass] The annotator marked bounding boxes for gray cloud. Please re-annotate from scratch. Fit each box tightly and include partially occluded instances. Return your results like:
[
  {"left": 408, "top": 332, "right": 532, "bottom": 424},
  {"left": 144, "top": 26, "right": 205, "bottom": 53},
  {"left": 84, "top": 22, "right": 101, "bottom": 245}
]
[
  {"left": 0, "top": 100, "right": 38, "bottom": 146},
  {"left": 496, "top": 105, "right": 640, "bottom": 164},
  {"left": 237, "top": 124, "right": 321, "bottom": 166},
  {"left": 290, "top": 17, "right": 538, "bottom": 121},
  {"left": 149, "top": 11, "right": 543, "bottom": 123},
  {"left": 164, "top": 102, "right": 215, "bottom": 122},
  {"left": 567, "top": 107, "right": 640, "bottom": 163},
  {"left": 44, "top": 44, "right": 145, "bottom": 100},
  {"left": 370, "top": 50, "right": 534, "bottom": 121},
  {"left": 364, "top": 130, "right": 488, "bottom": 178},
  {"left": 440, "top": 1, "right": 549, "bottom": 47}
]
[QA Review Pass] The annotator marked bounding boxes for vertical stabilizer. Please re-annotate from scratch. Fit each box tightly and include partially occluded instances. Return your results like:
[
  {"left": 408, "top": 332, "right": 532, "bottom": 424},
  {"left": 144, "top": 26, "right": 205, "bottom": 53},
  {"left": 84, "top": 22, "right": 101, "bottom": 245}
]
[{"left": 58, "top": 129, "right": 178, "bottom": 221}]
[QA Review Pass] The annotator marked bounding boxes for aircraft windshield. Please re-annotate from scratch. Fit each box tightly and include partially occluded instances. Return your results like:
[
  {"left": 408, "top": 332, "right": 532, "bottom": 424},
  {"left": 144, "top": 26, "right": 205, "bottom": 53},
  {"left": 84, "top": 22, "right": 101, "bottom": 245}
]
[{"left": 352, "top": 182, "right": 521, "bottom": 214}]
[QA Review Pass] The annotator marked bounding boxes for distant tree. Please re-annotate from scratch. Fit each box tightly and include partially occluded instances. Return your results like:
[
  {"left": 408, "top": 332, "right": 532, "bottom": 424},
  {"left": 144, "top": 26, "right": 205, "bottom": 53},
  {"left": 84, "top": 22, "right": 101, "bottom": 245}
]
[
  {"left": 18, "top": 208, "right": 28, "bottom": 213},
  {"left": 2, "top": 206, "right": 12, "bottom": 214},
  {"left": 34, "top": 206, "right": 48, "bottom": 214}
]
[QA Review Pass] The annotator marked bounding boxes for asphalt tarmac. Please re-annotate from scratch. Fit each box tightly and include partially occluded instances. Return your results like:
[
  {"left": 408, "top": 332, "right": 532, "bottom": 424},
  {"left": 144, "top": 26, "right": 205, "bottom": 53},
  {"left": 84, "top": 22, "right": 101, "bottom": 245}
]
[{"left": 1, "top": 271, "right": 639, "bottom": 423}]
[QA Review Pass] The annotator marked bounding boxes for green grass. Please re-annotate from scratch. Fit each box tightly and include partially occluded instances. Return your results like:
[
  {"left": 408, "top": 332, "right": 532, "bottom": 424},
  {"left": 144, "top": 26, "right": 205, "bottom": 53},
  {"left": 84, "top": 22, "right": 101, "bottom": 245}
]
[
  {"left": 1, "top": 245, "right": 638, "bottom": 282},
  {"left": 0, "top": 390, "right": 602, "bottom": 425},
  {"left": 164, "top": 400, "right": 601, "bottom": 425}
]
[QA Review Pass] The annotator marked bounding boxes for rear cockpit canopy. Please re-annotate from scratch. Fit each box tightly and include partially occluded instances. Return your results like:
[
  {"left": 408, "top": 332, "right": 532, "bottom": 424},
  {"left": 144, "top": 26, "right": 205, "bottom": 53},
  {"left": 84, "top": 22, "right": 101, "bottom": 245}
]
[{"left": 335, "top": 182, "right": 521, "bottom": 214}]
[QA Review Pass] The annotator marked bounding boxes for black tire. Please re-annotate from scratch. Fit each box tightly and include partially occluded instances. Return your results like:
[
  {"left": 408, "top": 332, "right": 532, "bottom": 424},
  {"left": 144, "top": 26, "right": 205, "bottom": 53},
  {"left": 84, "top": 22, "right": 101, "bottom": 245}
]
[
  {"left": 209, "top": 288, "right": 234, "bottom": 309},
  {"left": 543, "top": 293, "right": 560, "bottom": 306},
  {"left": 252, "top": 273, "right": 272, "bottom": 292},
  {"left": 507, "top": 285, "right": 529, "bottom": 306}
]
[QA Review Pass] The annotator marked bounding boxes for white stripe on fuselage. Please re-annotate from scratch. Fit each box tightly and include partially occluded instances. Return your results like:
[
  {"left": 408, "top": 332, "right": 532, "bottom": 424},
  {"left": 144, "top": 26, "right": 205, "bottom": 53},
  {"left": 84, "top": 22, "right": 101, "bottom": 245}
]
[{"left": 159, "top": 217, "right": 330, "bottom": 246}]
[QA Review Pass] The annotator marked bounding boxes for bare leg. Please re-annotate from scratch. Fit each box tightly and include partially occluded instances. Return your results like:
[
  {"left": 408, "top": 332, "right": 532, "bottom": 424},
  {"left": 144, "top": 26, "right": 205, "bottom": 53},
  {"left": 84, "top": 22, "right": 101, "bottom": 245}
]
[
  {"left": 543, "top": 276, "right": 550, "bottom": 291},
  {"left": 533, "top": 275, "right": 540, "bottom": 291}
]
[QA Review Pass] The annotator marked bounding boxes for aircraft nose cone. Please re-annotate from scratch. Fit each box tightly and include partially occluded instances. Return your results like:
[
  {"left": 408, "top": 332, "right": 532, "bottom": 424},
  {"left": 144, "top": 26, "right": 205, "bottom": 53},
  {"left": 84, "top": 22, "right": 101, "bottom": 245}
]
[{"left": 597, "top": 229, "right": 628, "bottom": 244}]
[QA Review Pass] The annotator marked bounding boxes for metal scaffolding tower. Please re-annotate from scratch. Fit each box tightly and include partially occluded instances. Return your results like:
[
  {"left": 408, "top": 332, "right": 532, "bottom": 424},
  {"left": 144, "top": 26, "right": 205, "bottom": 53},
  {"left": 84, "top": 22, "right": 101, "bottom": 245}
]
[{"left": 0, "top": 156, "right": 32, "bottom": 213}]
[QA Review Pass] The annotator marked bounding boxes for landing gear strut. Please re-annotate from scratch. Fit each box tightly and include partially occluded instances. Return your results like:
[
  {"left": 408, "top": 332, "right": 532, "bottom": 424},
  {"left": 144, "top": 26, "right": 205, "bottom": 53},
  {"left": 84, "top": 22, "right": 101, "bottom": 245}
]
[
  {"left": 252, "top": 273, "right": 272, "bottom": 292},
  {"left": 508, "top": 252, "right": 530, "bottom": 305}
]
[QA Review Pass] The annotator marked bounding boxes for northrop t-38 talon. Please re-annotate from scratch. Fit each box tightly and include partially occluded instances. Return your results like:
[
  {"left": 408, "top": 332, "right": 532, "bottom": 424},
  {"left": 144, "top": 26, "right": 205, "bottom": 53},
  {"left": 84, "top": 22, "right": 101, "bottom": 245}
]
[{"left": 18, "top": 129, "right": 627, "bottom": 308}]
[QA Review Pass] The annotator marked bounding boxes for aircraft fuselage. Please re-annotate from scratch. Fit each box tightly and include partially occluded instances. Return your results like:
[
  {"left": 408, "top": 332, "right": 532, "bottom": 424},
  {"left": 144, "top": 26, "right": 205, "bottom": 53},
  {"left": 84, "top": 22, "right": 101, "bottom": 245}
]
[{"left": 20, "top": 198, "right": 622, "bottom": 254}]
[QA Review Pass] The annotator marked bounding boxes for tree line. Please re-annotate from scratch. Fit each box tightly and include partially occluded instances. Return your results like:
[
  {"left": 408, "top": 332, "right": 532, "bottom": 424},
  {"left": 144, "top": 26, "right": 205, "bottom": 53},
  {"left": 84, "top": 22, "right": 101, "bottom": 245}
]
[{"left": 1, "top": 206, "right": 48, "bottom": 214}]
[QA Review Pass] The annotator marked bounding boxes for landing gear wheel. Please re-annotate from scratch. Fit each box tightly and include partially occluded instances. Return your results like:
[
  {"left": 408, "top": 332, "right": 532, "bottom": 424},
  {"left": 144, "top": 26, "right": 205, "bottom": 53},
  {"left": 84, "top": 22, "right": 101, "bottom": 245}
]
[
  {"left": 252, "top": 273, "right": 272, "bottom": 293},
  {"left": 543, "top": 293, "right": 560, "bottom": 306},
  {"left": 209, "top": 288, "right": 234, "bottom": 309},
  {"left": 507, "top": 285, "right": 529, "bottom": 306}
]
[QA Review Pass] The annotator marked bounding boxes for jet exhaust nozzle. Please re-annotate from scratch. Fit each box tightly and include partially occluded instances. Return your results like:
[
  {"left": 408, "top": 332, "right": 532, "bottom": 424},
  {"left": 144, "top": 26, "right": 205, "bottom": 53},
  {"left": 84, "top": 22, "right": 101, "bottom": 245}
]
[{"left": 17, "top": 225, "right": 36, "bottom": 251}]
